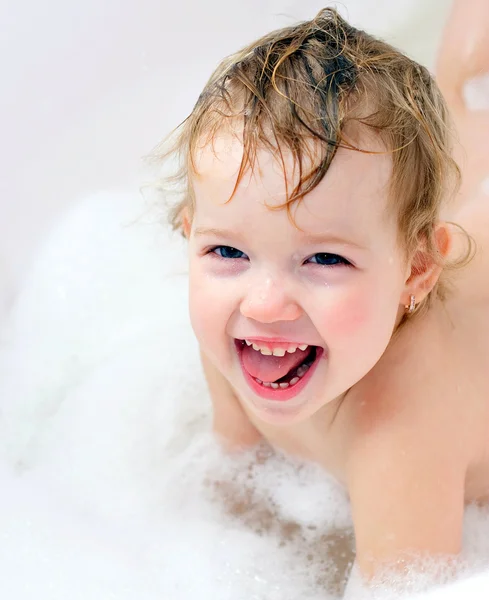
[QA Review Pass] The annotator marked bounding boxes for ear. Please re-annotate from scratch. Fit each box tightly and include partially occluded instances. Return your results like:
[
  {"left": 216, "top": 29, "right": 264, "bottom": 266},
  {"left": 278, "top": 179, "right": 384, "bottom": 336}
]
[
  {"left": 182, "top": 207, "right": 191, "bottom": 238},
  {"left": 401, "top": 223, "right": 452, "bottom": 307}
]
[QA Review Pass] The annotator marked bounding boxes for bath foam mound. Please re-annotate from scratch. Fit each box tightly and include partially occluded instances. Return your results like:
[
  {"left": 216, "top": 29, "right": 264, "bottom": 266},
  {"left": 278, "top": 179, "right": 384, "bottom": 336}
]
[{"left": 0, "top": 191, "right": 488, "bottom": 600}]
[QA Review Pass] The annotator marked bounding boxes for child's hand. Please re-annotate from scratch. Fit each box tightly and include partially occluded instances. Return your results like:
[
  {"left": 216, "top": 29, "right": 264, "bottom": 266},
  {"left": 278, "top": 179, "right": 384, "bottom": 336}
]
[{"left": 436, "top": 0, "right": 489, "bottom": 209}]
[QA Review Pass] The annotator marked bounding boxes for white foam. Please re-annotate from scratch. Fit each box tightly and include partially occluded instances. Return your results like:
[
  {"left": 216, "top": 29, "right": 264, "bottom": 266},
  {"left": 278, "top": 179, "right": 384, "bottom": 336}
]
[{"left": 1, "top": 190, "right": 489, "bottom": 599}]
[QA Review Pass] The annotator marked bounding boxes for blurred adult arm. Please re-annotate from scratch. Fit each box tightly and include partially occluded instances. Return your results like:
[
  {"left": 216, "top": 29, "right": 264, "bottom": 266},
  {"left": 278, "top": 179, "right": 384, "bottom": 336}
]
[{"left": 436, "top": 0, "right": 489, "bottom": 210}]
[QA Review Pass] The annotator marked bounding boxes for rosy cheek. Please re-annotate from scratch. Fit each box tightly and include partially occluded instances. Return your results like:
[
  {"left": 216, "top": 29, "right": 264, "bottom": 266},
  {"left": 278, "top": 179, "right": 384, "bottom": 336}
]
[
  {"left": 322, "top": 287, "right": 372, "bottom": 337},
  {"left": 188, "top": 267, "right": 233, "bottom": 351}
]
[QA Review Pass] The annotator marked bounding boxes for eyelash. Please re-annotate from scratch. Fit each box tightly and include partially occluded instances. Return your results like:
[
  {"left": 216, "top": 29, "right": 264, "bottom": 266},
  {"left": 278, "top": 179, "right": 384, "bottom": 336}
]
[{"left": 207, "top": 246, "right": 352, "bottom": 267}]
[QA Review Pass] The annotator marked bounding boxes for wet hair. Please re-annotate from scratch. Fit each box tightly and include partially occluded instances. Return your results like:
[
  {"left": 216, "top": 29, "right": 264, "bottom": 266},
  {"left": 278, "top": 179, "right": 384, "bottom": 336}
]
[{"left": 151, "top": 7, "right": 473, "bottom": 314}]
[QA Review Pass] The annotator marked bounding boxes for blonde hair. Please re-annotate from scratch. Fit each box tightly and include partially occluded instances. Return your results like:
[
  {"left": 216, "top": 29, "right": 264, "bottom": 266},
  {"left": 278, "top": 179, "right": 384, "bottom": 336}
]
[{"left": 151, "top": 7, "right": 473, "bottom": 313}]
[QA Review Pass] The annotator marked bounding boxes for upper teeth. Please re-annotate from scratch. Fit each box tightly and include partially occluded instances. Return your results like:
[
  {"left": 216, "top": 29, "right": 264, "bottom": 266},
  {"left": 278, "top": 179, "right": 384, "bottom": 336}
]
[{"left": 244, "top": 340, "right": 308, "bottom": 356}]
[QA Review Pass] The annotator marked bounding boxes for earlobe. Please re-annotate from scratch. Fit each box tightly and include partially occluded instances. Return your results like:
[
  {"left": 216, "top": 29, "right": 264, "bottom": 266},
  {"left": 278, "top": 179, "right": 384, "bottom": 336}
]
[
  {"left": 404, "top": 254, "right": 442, "bottom": 305},
  {"left": 402, "top": 259, "right": 442, "bottom": 310},
  {"left": 402, "top": 223, "right": 451, "bottom": 306}
]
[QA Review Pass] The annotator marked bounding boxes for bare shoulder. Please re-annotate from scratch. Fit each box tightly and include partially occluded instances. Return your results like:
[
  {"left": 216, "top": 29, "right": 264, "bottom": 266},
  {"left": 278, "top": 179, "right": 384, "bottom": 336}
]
[
  {"left": 344, "top": 308, "right": 478, "bottom": 462},
  {"left": 342, "top": 300, "right": 489, "bottom": 503}
]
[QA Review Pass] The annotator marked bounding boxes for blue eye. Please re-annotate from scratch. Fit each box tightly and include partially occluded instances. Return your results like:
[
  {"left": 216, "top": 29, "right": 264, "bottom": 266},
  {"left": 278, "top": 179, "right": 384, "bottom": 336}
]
[
  {"left": 307, "top": 253, "right": 350, "bottom": 267},
  {"left": 211, "top": 246, "right": 248, "bottom": 260}
]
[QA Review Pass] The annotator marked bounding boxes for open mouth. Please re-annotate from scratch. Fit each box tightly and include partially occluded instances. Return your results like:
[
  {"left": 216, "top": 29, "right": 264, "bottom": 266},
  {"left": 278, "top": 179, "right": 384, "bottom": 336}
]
[{"left": 234, "top": 339, "right": 324, "bottom": 401}]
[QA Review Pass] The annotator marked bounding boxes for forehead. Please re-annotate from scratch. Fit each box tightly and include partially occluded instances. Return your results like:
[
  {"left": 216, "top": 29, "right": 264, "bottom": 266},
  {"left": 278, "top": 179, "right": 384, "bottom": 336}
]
[{"left": 191, "top": 132, "right": 393, "bottom": 242}]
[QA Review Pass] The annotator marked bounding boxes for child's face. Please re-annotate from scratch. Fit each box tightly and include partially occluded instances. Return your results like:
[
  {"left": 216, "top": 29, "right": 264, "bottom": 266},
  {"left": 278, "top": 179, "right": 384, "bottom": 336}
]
[{"left": 187, "top": 133, "right": 409, "bottom": 425}]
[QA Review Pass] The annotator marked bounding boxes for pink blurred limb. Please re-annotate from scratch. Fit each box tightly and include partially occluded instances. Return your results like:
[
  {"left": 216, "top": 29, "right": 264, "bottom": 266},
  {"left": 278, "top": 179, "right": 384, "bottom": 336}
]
[{"left": 436, "top": 0, "right": 489, "bottom": 211}]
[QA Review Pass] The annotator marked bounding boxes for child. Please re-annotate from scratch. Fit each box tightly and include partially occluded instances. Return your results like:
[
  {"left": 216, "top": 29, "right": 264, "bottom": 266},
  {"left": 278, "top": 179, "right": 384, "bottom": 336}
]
[{"left": 156, "top": 5, "right": 489, "bottom": 582}]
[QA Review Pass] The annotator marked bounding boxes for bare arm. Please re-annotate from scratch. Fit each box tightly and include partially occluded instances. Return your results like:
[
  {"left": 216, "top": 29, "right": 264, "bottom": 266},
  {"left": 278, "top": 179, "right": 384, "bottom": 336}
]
[
  {"left": 200, "top": 350, "right": 262, "bottom": 450},
  {"left": 436, "top": 0, "right": 489, "bottom": 211},
  {"left": 345, "top": 384, "right": 469, "bottom": 583},
  {"left": 347, "top": 429, "right": 466, "bottom": 581},
  {"left": 437, "top": 0, "right": 489, "bottom": 99},
  {"left": 435, "top": 0, "right": 489, "bottom": 300}
]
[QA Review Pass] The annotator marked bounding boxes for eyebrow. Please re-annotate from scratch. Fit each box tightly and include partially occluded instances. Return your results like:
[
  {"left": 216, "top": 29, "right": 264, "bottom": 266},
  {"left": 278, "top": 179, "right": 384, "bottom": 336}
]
[
  {"left": 296, "top": 232, "right": 367, "bottom": 250},
  {"left": 194, "top": 227, "right": 254, "bottom": 246},
  {"left": 194, "top": 227, "right": 243, "bottom": 239},
  {"left": 193, "top": 227, "right": 366, "bottom": 250}
]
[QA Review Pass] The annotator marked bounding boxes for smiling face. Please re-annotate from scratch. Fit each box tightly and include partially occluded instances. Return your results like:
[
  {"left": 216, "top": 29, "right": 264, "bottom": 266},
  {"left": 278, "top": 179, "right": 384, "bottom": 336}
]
[{"left": 187, "top": 132, "right": 411, "bottom": 425}]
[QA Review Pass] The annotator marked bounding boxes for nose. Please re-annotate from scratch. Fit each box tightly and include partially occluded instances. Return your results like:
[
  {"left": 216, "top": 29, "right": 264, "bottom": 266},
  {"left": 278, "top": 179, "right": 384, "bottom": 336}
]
[{"left": 240, "top": 272, "right": 302, "bottom": 323}]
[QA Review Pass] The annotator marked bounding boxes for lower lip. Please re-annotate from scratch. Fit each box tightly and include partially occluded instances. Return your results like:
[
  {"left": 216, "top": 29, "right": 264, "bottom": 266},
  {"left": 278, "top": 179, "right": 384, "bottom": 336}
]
[{"left": 236, "top": 341, "right": 324, "bottom": 402}]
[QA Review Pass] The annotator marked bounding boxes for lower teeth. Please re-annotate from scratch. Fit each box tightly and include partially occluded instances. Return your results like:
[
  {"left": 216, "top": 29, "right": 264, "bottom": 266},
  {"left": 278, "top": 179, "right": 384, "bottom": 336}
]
[{"left": 255, "top": 363, "right": 310, "bottom": 389}]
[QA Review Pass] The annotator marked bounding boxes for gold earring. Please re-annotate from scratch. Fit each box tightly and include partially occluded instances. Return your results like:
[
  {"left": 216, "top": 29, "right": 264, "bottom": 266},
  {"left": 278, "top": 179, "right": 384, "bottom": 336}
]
[{"left": 405, "top": 295, "right": 416, "bottom": 314}]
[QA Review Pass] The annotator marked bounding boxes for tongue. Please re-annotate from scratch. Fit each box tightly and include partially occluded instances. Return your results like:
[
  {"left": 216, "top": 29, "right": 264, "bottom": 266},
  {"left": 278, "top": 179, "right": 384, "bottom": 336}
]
[{"left": 241, "top": 345, "right": 310, "bottom": 382}]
